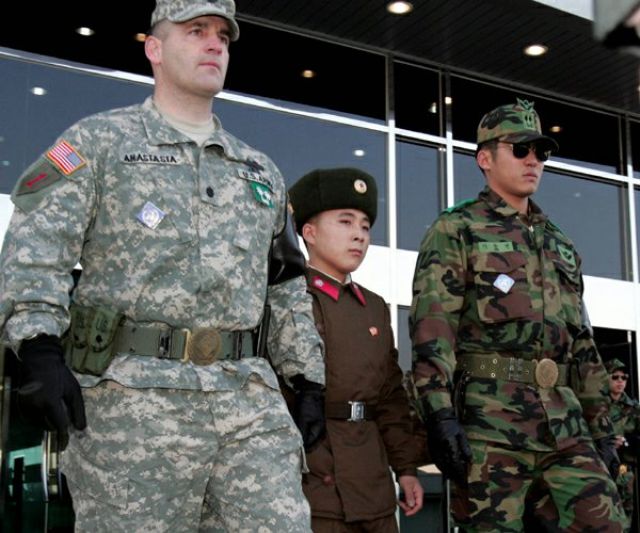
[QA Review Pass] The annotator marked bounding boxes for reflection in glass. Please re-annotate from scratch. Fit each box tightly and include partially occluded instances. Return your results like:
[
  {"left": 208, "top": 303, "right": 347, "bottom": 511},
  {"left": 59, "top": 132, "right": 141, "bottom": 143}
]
[
  {"left": 453, "top": 150, "right": 485, "bottom": 203},
  {"left": 216, "top": 99, "right": 388, "bottom": 246},
  {"left": 394, "top": 62, "right": 441, "bottom": 135},
  {"left": 397, "top": 306, "right": 412, "bottom": 372},
  {"left": 536, "top": 172, "right": 626, "bottom": 280},
  {"left": 0, "top": 56, "right": 151, "bottom": 194},
  {"left": 396, "top": 141, "right": 441, "bottom": 251}
]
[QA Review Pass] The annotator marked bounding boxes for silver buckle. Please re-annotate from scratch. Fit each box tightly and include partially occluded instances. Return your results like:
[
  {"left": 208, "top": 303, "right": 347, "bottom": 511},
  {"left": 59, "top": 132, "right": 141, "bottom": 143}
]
[{"left": 347, "top": 401, "right": 366, "bottom": 422}]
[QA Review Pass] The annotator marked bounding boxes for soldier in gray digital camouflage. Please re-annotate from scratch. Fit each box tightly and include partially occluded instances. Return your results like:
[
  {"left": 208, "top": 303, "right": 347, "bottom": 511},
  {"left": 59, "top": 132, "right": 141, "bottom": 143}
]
[
  {"left": 410, "top": 98, "right": 627, "bottom": 531},
  {"left": 0, "top": 0, "right": 326, "bottom": 530}
]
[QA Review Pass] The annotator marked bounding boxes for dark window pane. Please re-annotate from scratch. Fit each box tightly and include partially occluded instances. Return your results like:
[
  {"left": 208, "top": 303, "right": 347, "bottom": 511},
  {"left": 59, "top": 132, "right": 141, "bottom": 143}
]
[
  {"left": 453, "top": 151, "right": 484, "bottom": 204},
  {"left": 631, "top": 121, "right": 640, "bottom": 178},
  {"left": 450, "top": 76, "right": 619, "bottom": 173},
  {"left": 397, "top": 306, "right": 411, "bottom": 373},
  {"left": 396, "top": 141, "right": 442, "bottom": 251},
  {"left": 226, "top": 23, "right": 386, "bottom": 123},
  {"left": 216, "top": 99, "right": 388, "bottom": 246},
  {"left": 0, "top": 57, "right": 151, "bottom": 194},
  {"left": 394, "top": 62, "right": 441, "bottom": 135},
  {"left": 535, "top": 172, "right": 626, "bottom": 280}
]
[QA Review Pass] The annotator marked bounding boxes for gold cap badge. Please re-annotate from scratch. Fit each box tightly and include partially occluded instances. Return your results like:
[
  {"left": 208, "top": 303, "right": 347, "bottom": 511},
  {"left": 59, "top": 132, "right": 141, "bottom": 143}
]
[{"left": 354, "top": 179, "right": 367, "bottom": 194}]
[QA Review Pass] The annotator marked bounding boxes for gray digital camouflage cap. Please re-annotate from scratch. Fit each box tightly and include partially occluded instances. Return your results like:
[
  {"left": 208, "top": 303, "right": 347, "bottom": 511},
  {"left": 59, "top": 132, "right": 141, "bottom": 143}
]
[
  {"left": 476, "top": 98, "right": 559, "bottom": 151},
  {"left": 151, "top": 0, "right": 240, "bottom": 41}
]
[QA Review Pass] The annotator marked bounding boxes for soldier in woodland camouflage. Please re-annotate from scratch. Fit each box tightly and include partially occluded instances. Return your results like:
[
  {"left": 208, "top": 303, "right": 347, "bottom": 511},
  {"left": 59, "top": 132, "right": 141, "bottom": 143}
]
[
  {"left": 0, "top": 0, "right": 325, "bottom": 530},
  {"left": 606, "top": 359, "right": 640, "bottom": 530},
  {"left": 410, "top": 99, "right": 627, "bottom": 531}
]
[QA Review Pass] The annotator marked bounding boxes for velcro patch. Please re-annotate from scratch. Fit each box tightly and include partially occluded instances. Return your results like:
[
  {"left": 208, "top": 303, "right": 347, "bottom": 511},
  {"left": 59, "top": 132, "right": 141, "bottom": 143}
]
[
  {"left": 14, "top": 160, "right": 63, "bottom": 196},
  {"left": 46, "top": 140, "right": 86, "bottom": 175},
  {"left": 252, "top": 182, "right": 273, "bottom": 207}
]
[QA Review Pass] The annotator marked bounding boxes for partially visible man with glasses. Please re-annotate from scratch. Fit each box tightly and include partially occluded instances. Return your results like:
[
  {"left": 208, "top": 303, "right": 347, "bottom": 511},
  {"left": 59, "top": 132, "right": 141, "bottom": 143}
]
[
  {"left": 606, "top": 358, "right": 640, "bottom": 530},
  {"left": 410, "top": 98, "right": 626, "bottom": 531}
]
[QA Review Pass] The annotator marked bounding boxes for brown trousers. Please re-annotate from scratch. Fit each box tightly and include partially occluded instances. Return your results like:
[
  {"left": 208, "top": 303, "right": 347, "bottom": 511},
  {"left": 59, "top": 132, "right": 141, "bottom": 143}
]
[{"left": 312, "top": 514, "right": 398, "bottom": 533}]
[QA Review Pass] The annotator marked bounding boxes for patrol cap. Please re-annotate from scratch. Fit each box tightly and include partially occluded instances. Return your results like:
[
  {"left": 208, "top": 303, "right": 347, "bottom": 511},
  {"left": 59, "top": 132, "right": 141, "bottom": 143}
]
[
  {"left": 151, "top": 0, "right": 240, "bottom": 41},
  {"left": 476, "top": 98, "right": 559, "bottom": 152},
  {"left": 605, "top": 358, "right": 627, "bottom": 374},
  {"left": 289, "top": 168, "right": 378, "bottom": 235}
]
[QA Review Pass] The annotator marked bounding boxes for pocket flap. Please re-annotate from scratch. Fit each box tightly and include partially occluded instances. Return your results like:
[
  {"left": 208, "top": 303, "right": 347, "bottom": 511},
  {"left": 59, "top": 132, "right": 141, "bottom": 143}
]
[{"left": 471, "top": 250, "right": 527, "bottom": 273}]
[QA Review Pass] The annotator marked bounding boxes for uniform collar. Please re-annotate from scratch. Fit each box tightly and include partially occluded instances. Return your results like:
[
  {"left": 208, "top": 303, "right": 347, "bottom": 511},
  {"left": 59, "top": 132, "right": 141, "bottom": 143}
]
[
  {"left": 479, "top": 186, "right": 547, "bottom": 225},
  {"left": 139, "top": 97, "right": 245, "bottom": 160},
  {"left": 307, "top": 266, "right": 367, "bottom": 306}
]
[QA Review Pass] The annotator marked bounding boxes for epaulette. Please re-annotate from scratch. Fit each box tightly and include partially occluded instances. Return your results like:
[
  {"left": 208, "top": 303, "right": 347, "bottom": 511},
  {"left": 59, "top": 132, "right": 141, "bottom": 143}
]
[{"left": 443, "top": 197, "right": 476, "bottom": 214}]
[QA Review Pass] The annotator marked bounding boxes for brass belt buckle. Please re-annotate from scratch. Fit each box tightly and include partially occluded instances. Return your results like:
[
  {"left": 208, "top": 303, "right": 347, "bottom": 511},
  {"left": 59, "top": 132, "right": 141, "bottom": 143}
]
[
  {"left": 347, "top": 401, "right": 366, "bottom": 422},
  {"left": 534, "top": 359, "right": 559, "bottom": 388},
  {"left": 182, "top": 327, "right": 222, "bottom": 366}
]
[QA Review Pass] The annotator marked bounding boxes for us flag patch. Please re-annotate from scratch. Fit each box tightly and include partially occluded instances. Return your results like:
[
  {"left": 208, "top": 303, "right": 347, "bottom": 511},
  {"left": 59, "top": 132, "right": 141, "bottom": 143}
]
[{"left": 46, "top": 140, "right": 86, "bottom": 175}]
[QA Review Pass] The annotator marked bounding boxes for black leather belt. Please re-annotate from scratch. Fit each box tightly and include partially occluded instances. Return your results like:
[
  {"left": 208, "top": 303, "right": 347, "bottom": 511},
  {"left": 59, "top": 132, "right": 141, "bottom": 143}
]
[
  {"left": 325, "top": 401, "right": 376, "bottom": 422},
  {"left": 113, "top": 325, "right": 255, "bottom": 365}
]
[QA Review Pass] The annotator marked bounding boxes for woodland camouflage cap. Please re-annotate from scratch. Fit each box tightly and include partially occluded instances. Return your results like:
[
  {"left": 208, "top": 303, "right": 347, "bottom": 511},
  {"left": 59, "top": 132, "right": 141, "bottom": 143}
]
[
  {"left": 605, "top": 358, "right": 627, "bottom": 374},
  {"left": 151, "top": 0, "right": 239, "bottom": 41},
  {"left": 477, "top": 98, "right": 559, "bottom": 151}
]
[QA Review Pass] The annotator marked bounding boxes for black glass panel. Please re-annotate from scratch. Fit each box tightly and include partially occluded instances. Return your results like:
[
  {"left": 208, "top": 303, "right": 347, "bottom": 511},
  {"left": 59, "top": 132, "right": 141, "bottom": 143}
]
[
  {"left": 226, "top": 23, "right": 386, "bottom": 122},
  {"left": 394, "top": 62, "right": 441, "bottom": 135}
]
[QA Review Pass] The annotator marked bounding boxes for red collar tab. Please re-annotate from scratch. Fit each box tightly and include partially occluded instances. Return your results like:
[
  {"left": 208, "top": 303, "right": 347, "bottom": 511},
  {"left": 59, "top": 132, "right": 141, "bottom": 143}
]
[
  {"left": 311, "top": 275, "right": 340, "bottom": 301},
  {"left": 350, "top": 283, "right": 367, "bottom": 306}
]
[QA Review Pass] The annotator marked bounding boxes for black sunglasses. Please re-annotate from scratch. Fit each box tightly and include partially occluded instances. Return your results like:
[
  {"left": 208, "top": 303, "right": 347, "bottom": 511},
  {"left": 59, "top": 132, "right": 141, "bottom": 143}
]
[
  {"left": 499, "top": 141, "right": 551, "bottom": 163},
  {"left": 611, "top": 374, "right": 629, "bottom": 381}
]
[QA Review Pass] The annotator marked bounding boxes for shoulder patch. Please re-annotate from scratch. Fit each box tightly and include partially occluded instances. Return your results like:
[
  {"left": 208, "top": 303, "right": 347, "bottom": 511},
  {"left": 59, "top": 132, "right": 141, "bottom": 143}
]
[
  {"left": 444, "top": 197, "right": 476, "bottom": 213},
  {"left": 46, "top": 140, "right": 86, "bottom": 176},
  {"left": 14, "top": 159, "right": 63, "bottom": 196}
]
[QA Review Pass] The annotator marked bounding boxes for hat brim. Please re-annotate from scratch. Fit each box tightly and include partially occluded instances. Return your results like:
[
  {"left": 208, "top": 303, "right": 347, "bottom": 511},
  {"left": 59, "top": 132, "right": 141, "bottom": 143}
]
[{"left": 501, "top": 132, "right": 559, "bottom": 152}]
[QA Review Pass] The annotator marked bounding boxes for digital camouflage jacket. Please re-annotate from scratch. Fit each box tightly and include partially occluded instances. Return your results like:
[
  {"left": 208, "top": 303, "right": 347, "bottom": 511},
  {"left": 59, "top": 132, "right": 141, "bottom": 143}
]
[
  {"left": 411, "top": 186, "right": 612, "bottom": 451},
  {"left": 0, "top": 96, "right": 324, "bottom": 391}
]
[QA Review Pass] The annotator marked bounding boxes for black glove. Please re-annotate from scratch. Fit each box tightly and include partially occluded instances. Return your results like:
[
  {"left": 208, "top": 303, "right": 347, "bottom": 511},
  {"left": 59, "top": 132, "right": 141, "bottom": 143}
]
[
  {"left": 595, "top": 435, "right": 621, "bottom": 481},
  {"left": 290, "top": 374, "right": 326, "bottom": 451},
  {"left": 18, "top": 335, "right": 87, "bottom": 435},
  {"left": 426, "top": 407, "right": 471, "bottom": 485}
]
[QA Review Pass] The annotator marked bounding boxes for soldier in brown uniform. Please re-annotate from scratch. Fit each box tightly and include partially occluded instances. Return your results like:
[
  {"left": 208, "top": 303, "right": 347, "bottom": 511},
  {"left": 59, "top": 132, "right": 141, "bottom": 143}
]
[{"left": 288, "top": 168, "right": 424, "bottom": 532}]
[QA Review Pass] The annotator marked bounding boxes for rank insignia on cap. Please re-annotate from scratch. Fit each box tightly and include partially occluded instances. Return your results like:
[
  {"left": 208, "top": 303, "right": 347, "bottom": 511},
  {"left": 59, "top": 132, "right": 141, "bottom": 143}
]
[
  {"left": 353, "top": 179, "right": 367, "bottom": 194},
  {"left": 252, "top": 182, "right": 274, "bottom": 207},
  {"left": 369, "top": 326, "right": 379, "bottom": 337},
  {"left": 46, "top": 140, "right": 86, "bottom": 176},
  {"left": 136, "top": 201, "right": 166, "bottom": 229}
]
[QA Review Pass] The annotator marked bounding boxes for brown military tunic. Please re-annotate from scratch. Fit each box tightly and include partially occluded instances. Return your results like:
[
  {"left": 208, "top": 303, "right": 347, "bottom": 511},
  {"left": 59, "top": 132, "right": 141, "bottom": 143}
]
[{"left": 303, "top": 267, "right": 418, "bottom": 522}]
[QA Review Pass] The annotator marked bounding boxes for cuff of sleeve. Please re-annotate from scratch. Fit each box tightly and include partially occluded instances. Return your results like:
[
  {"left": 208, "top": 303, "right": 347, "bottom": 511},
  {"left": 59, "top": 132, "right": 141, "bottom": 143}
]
[
  {"left": 395, "top": 467, "right": 418, "bottom": 478},
  {"left": 420, "top": 391, "right": 452, "bottom": 416}
]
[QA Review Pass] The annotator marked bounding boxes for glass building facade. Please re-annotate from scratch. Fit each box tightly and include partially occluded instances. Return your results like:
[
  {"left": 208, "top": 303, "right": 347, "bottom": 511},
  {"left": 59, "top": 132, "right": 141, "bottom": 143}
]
[
  {"left": 1, "top": 19, "right": 638, "bottom": 375},
  {"left": 1, "top": 12, "right": 639, "bottom": 528}
]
